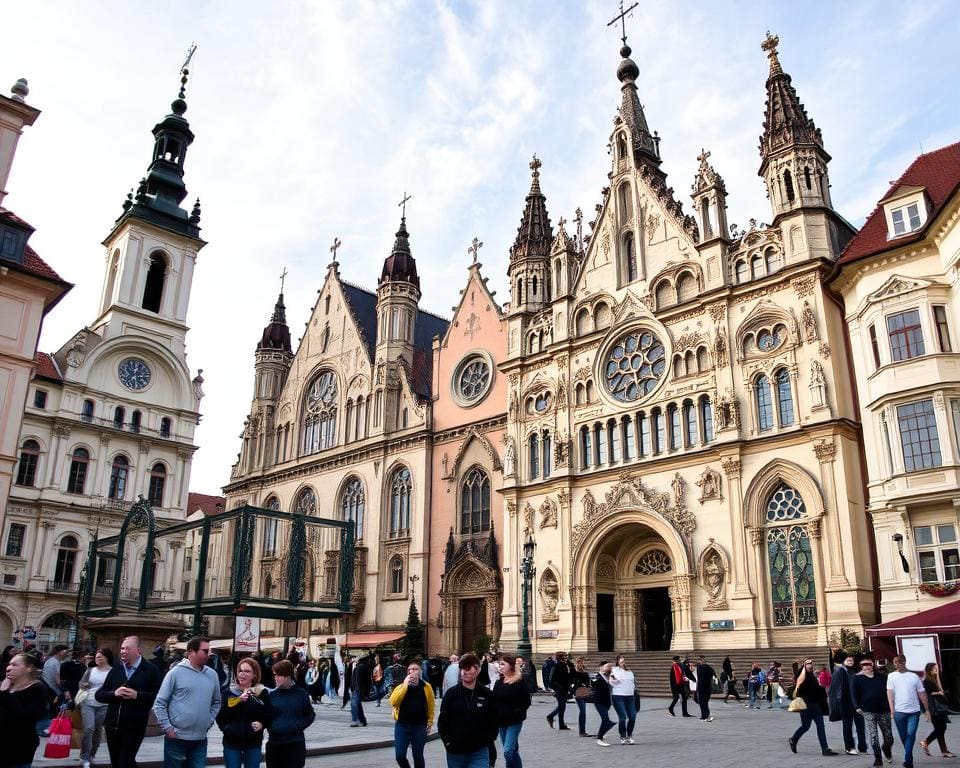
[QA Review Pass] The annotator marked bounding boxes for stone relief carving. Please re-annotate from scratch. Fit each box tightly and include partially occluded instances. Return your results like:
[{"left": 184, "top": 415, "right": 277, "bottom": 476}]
[
  {"left": 66, "top": 331, "right": 87, "bottom": 367},
  {"left": 523, "top": 503, "right": 535, "bottom": 533},
  {"left": 539, "top": 497, "right": 558, "bottom": 529},
  {"left": 809, "top": 359, "right": 827, "bottom": 409},
  {"left": 714, "top": 389, "right": 740, "bottom": 431},
  {"left": 540, "top": 570, "right": 560, "bottom": 621},
  {"left": 671, "top": 473, "right": 686, "bottom": 509},
  {"left": 698, "top": 540, "right": 729, "bottom": 610},
  {"left": 801, "top": 301, "right": 818, "bottom": 342},
  {"left": 695, "top": 467, "right": 723, "bottom": 503},
  {"left": 503, "top": 438, "right": 516, "bottom": 477},
  {"left": 714, "top": 328, "right": 728, "bottom": 368},
  {"left": 554, "top": 433, "right": 569, "bottom": 469}
]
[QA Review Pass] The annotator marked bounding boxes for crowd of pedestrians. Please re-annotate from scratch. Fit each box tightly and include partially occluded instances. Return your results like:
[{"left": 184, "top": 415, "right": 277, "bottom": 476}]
[{"left": 2, "top": 639, "right": 957, "bottom": 768}]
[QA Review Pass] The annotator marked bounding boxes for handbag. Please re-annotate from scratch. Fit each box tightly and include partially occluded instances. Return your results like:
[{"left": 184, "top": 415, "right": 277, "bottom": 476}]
[
  {"left": 43, "top": 713, "right": 72, "bottom": 759},
  {"left": 74, "top": 689, "right": 88, "bottom": 706},
  {"left": 574, "top": 685, "right": 594, "bottom": 702},
  {"left": 788, "top": 696, "right": 807, "bottom": 712}
]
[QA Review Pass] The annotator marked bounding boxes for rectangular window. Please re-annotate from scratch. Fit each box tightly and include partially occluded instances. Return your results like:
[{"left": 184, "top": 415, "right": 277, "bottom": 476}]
[
  {"left": 33, "top": 390, "right": 47, "bottom": 409},
  {"left": 5, "top": 523, "right": 26, "bottom": 557},
  {"left": 581, "top": 429, "right": 592, "bottom": 469},
  {"left": 2, "top": 574, "right": 15, "bottom": 586},
  {"left": 623, "top": 419, "right": 634, "bottom": 461},
  {"left": 653, "top": 411, "right": 664, "bottom": 454},
  {"left": 610, "top": 424, "right": 621, "bottom": 462},
  {"left": 887, "top": 309, "right": 925, "bottom": 361},
  {"left": 915, "top": 524, "right": 960, "bottom": 582},
  {"left": 934, "top": 305, "right": 952, "bottom": 353},
  {"left": 639, "top": 414, "right": 650, "bottom": 456},
  {"left": 869, "top": 324, "right": 881, "bottom": 369},
  {"left": 897, "top": 399, "right": 941, "bottom": 471},
  {"left": 892, "top": 203, "right": 922, "bottom": 236},
  {"left": 669, "top": 407, "right": 681, "bottom": 450}
]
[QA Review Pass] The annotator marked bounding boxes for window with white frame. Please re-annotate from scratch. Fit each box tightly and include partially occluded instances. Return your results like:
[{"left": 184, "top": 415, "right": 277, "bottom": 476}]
[
  {"left": 897, "top": 399, "right": 941, "bottom": 471},
  {"left": 891, "top": 202, "right": 922, "bottom": 237},
  {"left": 914, "top": 524, "right": 960, "bottom": 583}
]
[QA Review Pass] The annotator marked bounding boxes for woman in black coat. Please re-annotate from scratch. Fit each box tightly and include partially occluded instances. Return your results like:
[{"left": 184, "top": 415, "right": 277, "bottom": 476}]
[
  {"left": 216, "top": 657, "right": 275, "bottom": 768},
  {"left": 0, "top": 652, "right": 50, "bottom": 768},
  {"left": 592, "top": 660, "right": 617, "bottom": 746},
  {"left": 788, "top": 657, "right": 838, "bottom": 756}
]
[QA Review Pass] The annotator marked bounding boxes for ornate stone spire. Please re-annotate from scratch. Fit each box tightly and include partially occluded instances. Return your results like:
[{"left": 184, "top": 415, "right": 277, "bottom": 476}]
[
  {"left": 258, "top": 287, "right": 291, "bottom": 353},
  {"left": 379, "top": 213, "right": 420, "bottom": 288},
  {"left": 758, "top": 32, "right": 825, "bottom": 163},
  {"left": 616, "top": 43, "right": 660, "bottom": 166},
  {"left": 509, "top": 155, "right": 553, "bottom": 263},
  {"left": 692, "top": 149, "right": 726, "bottom": 195}
]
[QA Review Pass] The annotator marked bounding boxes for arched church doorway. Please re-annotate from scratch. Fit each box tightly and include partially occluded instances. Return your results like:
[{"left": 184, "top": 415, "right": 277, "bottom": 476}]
[{"left": 593, "top": 524, "right": 676, "bottom": 652}]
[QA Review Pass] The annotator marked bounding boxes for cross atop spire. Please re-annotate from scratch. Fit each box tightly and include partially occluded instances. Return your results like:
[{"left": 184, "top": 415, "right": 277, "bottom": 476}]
[
  {"left": 329, "top": 236, "right": 342, "bottom": 265},
  {"left": 607, "top": 0, "right": 639, "bottom": 46},
  {"left": 468, "top": 237, "right": 483, "bottom": 264},
  {"left": 280, "top": 266, "right": 288, "bottom": 293},
  {"left": 179, "top": 43, "right": 197, "bottom": 99},
  {"left": 398, "top": 191, "right": 413, "bottom": 220},
  {"left": 761, "top": 31, "right": 782, "bottom": 77}
]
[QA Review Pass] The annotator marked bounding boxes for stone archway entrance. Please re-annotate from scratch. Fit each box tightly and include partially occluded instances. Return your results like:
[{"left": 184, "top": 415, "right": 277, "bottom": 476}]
[{"left": 438, "top": 531, "right": 502, "bottom": 654}]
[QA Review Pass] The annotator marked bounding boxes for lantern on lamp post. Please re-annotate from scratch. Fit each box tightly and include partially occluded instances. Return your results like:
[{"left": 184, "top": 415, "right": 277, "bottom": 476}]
[{"left": 517, "top": 532, "right": 536, "bottom": 658}]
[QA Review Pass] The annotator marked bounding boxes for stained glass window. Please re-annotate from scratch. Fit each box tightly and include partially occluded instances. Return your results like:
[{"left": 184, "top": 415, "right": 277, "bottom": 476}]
[
  {"left": 766, "top": 483, "right": 817, "bottom": 626},
  {"left": 603, "top": 330, "right": 666, "bottom": 402},
  {"left": 303, "top": 371, "right": 338, "bottom": 453},
  {"left": 457, "top": 357, "right": 491, "bottom": 403}
]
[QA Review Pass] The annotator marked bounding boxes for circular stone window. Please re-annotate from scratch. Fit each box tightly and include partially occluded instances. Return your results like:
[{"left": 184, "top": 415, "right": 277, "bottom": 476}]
[
  {"left": 602, "top": 329, "right": 666, "bottom": 402},
  {"left": 452, "top": 352, "right": 493, "bottom": 406}
]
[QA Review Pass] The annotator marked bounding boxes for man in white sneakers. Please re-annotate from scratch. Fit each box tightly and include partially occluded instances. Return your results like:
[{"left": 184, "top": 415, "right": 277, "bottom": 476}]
[{"left": 886, "top": 655, "right": 930, "bottom": 768}]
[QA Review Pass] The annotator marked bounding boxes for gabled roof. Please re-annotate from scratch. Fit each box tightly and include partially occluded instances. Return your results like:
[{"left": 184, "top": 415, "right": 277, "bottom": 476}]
[
  {"left": 33, "top": 352, "right": 62, "bottom": 382},
  {"left": 839, "top": 141, "right": 960, "bottom": 266},
  {"left": 340, "top": 281, "right": 449, "bottom": 399},
  {"left": 187, "top": 492, "right": 225, "bottom": 517},
  {"left": 0, "top": 208, "right": 69, "bottom": 285}
]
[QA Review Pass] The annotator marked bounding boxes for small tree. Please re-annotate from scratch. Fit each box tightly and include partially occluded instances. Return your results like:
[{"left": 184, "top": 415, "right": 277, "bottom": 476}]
[{"left": 399, "top": 597, "right": 425, "bottom": 660}]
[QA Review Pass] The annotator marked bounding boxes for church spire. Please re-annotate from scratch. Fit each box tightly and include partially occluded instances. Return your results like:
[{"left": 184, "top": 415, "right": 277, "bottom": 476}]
[
  {"left": 116, "top": 47, "right": 200, "bottom": 238},
  {"left": 258, "top": 273, "right": 291, "bottom": 353},
  {"left": 615, "top": 43, "right": 660, "bottom": 166},
  {"left": 379, "top": 210, "right": 420, "bottom": 289},
  {"left": 758, "top": 32, "right": 826, "bottom": 167},
  {"left": 509, "top": 155, "right": 553, "bottom": 264}
]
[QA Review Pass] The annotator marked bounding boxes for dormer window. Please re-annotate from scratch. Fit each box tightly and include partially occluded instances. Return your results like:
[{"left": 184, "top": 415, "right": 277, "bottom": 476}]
[{"left": 891, "top": 203, "right": 921, "bottom": 236}]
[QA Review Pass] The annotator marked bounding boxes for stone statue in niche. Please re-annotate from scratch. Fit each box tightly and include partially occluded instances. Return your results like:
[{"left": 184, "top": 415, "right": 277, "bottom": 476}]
[
  {"left": 714, "top": 328, "right": 727, "bottom": 367},
  {"left": 695, "top": 467, "right": 722, "bottom": 503},
  {"left": 809, "top": 359, "right": 827, "bottom": 409},
  {"left": 539, "top": 498, "right": 558, "bottom": 529},
  {"left": 554, "top": 433, "right": 569, "bottom": 468},
  {"left": 540, "top": 571, "right": 559, "bottom": 621},
  {"left": 66, "top": 331, "right": 87, "bottom": 368},
  {"left": 192, "top": 370, "right": 205, "bottom": 401},
  {"left": 703, "top": 551, "right": 727, "bottom": 610},
  {"left": 801, "top": 300, "right": 818, "bottom": 342},
  {"left": 523, "top": 503, "right": 535, "bottom": 533},
  {"left": 504, "top": 438, "right": 516, "bottom": 477},
  {"left": 671, "top": 473, "right": 685, "bottom": 509}
]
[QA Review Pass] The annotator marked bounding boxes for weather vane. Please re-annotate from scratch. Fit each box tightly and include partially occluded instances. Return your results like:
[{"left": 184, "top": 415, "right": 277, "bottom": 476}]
[
  {"left": 607, "top": 1, "right": 639, "bottom": 46},
  {"left": 179, "top": 43, "right": 197, "bottom": 98},
  {"left": 398, "top": 192, "right": 413, "bottom": 219}
]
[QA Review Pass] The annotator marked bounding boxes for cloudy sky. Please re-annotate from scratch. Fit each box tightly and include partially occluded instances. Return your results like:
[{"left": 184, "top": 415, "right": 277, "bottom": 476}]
[{"left": 3, "top": 0, "right": 958, "bottom": 494}]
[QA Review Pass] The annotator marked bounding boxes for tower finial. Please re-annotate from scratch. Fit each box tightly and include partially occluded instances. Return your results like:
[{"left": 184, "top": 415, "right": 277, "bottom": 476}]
[
  {"left": 179, "top": 43, "right": 197, "bottom": 99},
  {"left": 761, "top": 31, "right": 782, "bottom": 77},
  {"left": 467, "top": 237, "right": 483, "bottom": 265},
  {"left": 398, "top": 191, "right": 413, "bottom": 220},
  {"left": 607, "top": 0, "right": 639, "bottom": 47},
  {"left": 280, "top": 267, "right": 288, "bottom": 294},
  {"left": 329, "top": 237, "right": 341, "bottom": 265}
]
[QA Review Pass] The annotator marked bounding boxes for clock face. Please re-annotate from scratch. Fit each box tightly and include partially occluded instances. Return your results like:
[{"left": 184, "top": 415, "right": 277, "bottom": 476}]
[{"left": 118, "top": 358, "right": 151, "bottom": 390}]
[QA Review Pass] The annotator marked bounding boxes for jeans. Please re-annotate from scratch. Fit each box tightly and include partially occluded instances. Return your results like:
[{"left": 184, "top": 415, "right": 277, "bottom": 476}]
[
  {"left": 499, "top": 722, "right": 523, "bottom": 768},
  {"left": 594, "top": 703, "right": 616, "bottom": 740},
  {"left": 163, "top": 737, "right": 208, "bottom": 768},
  {"left": 445, "top": 747, "right": 489, "bottom": 768},
  {"left": 748, "top": 684, "right": 761, "bottom": 708},
  {"left": 842, "top": 707, "right": 867, "bottom": 752},
  {"left": 394, "top": 722, "right": 427, "bottom": 768},
  {"left": 612, "top": 695, "right": 636, "bottom": 737},
  {"left": 792, "top": 701, "right": 829, "bottom": 750},
  {"left": 223, "top": 744, "right": 262, "bottom": 768},
  {"left": 863, "top": 711, "right": 894, "bottom": 761},
  {"left": 575, "top": 698, "right": 589, "bottom": 734},
  {"left": 351, "top": 688, "right": 367, "bottom": 724},
  {"left": 894, "top": 711, "right": 921, "bottom": 766},
  {"left": 265, "top": 739, "right": 305, "bottom": 768},
  {"left": 79, "top": 702, "right": 107, "bottom": 760},
  {"left": 547, "top": 690, "right": 567, "bottom": 727}
]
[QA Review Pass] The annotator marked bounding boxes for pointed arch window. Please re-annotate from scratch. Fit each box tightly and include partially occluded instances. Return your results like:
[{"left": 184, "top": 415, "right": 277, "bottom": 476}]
[
  {"left": 389, "top": 467, "right": 412, "bottom": 537},
  {"left": 108, "top": 455, "right": 129, "bottom": 499},
  {"left": 390, "top": 556, "right": 404, "bottom": 594},
  {"left": 303, "top": 371, "right": 337, "bottom": 454},
  {"left": 460, "top": 467, "right": 491, "bottom": 534},
  {"left": 624, "top": 235, "right": 637, "bottom": 282},
  {"left": 700, "top": 395, "right": 714, "bottom": 443},
  {"left": 580, "top": 426, "right": 592, "bottom": 469},
  {"left": 775, "top": 368, "right": 795, "bottom": 426},
  {"left": 341, "top": 477, "right": 365, "bottom": 540},
  {"left": 67, "top": 448, "right": 90, "bottom": 494},
  {"left": 263, "top": 496, "right": 280, "bottom": 557},
  {"left": 765, "top": 482, "right": 817, "bottom": 626},
  {"left": 15, "top": 439, "right": 40, "bottom": 487},
  {"left": 53, "top": 535, "right": 79, "bottom": 587},
  {"left": 529, "top": 433, "right": 540, "bottom": 478},
  {"left": 142, "top": 252, "right": 166, "bottom": 313},
  {"left": 756, "top": 375, "right": 774, "bottom": 432},
  {"left": 147, "top": 462, "right": 166, "bottom": 507}
]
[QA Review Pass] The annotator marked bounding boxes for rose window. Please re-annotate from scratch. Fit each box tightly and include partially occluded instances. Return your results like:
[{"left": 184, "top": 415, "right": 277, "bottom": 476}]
[
  {"left": 458, "top": 359, "right": 490, "bottom": 401},
  {"left": 603, "top": 330, "right": 666, "bottom": 402}
]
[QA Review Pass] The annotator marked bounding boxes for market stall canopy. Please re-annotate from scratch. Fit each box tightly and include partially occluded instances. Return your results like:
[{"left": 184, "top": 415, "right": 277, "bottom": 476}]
[
  {"left": 865, "top": 599, "right": 960, "bottom": 638},
  {"left": 344, "top": 630, "right": 405, "bottom": 648}
]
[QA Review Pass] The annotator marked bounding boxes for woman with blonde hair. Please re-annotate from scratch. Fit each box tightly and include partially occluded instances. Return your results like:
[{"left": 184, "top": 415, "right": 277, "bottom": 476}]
[
  {"left": 571, "top": 657, "right": 593, "bottom": 737},
  {"left": 920, "top": 662, "right": 955, "bottom": 758}
]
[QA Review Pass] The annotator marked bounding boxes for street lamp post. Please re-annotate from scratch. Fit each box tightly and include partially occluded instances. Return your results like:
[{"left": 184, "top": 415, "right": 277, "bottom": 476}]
[{"left": 517, "top": 533, "right": 536, "bottom": 658}]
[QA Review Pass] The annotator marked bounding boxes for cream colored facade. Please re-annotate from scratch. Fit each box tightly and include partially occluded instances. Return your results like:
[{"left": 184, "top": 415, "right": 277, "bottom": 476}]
[
  {"left": 832, "top": 143, "right": 960, "bottom": 621},
  {"left": 497, "top": 36, "right": 877, "bottom": 654},
  {"left": 0, "top": 83, "right": 206, "bottom": 649}
]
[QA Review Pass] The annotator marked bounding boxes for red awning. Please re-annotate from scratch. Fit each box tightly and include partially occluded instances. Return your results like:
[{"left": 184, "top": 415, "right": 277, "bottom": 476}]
[
  {"left": 343, "top": 631, "right": 406, "bottom": 648},
  {"left": 865, "top": 599, "right": 960, "bottom": 638}
]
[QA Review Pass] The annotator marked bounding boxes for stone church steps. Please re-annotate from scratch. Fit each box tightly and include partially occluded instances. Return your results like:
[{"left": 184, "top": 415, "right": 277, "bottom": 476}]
[{"left": 532, "top": 645, "right": 827, "bottom": 697}]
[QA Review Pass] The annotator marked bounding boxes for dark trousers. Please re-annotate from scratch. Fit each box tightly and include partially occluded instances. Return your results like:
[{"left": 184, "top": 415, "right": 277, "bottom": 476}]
[
  {"left": 842, "top": 707, "right": 867, "bottom": 752},
  {"left": 265, "top": 739, "right": 306, "bottom": 768},
  {"left": 925, "top": 714, "right": 950, "bottom": 754},
  {"left": 723, "top": 680, "right": 741, "bottom": 701},
  {"left": 792, "top": 702, "right": 829, "bottom": 750},
  {"left": 698, "top": 691, "right": 711, "bottom": 720},
  {"left": 547, "top": 690, "right": 567, "bottom": 727},
  {"left": 594, "top": 703, "right": 616, "bottom": 741},
  {"left": 669, "top": 688, "right": 689, "bottom": 715},
  {"left": 105, "top": 725, "right": 146, "bottom": 768}
]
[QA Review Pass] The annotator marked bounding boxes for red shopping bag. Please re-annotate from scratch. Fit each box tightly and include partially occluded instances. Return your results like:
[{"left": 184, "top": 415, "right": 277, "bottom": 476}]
[{"left": 43, "top": 712, "right": 72, "bottom": 759}]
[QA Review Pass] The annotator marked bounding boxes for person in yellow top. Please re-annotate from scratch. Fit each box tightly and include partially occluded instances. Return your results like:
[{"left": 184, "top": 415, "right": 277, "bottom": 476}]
[{"left": 389, "top": 660, "right": 435, "bottom": 768}]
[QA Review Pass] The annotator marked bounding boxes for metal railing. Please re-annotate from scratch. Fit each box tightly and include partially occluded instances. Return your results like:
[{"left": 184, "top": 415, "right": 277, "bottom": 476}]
[
  {"left": 47, "top": 580, "right": 80, "bottom": 593},
  {"left": 76, "top": 414, "right": 176, "bottom": 440}
]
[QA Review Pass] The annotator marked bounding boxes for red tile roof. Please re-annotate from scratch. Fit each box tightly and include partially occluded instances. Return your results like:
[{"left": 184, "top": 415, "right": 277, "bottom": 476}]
[
  {"left": 33, "top": 352, "right": 62, "bottom": 382},
  {"left": 0, "top": 208, "right": 67, "bottom": 284},
  {"left": 839, "top": 141, "right": 960, "bottom": 265},
  {"left": 188, "top": 492, "right": 225, "bottom": 517}
]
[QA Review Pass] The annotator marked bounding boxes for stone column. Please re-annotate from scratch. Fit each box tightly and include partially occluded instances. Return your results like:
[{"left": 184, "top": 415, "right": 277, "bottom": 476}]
[
  {"left": 558, "top": 488, "right": 571, "bottom": 608},
  {"left": 670, "top": 573, "right": 694, "bottom": 648},
  {"left": 32, "top": 520, "right": 55, "bottom": 578},
  {"left": 813, "top": 439, "right": 849, "bottom": 587},
  {"left": 133, "top": 440, "right": 150, "bottom": 498},
  {"left": 615, "top": 587, "right": 637, "bottom": 650},
  {"left": 722, "top": 456, "right": 752, "bottom": 598},
  {"left": 48, "top": 423, "right": 70, "bottom": 487},
  {"left": 94, "top": 434, "right": 111, "bottom": 496},
  {"left": 806, "top": 517, "right": 829, "bottom": 643},
  {"left": 748, "top": 525, "right": 770, "bottom": 646},
  {"left": 166, "top": 540, "right": 183, "bottom": 592}
]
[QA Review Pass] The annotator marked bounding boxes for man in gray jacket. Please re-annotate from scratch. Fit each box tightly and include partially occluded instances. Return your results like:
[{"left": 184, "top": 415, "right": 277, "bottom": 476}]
[{"left": 153, "top": 637, "right": 221, "bottom": 768}]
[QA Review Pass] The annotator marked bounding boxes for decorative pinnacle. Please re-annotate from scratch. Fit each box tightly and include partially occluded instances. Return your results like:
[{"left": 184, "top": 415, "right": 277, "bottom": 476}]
[
  {"left": 529, "top": 154, "right": 542, "bottom": 193},
  {"left": 10, "top": 78, "right": 29, "bottom": 102},
  {"left": 467, "top": 237, "right": 483, "bottom": 264},
  {"left": 762, "top": 31, "right": 782, "bottom": 76}
]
